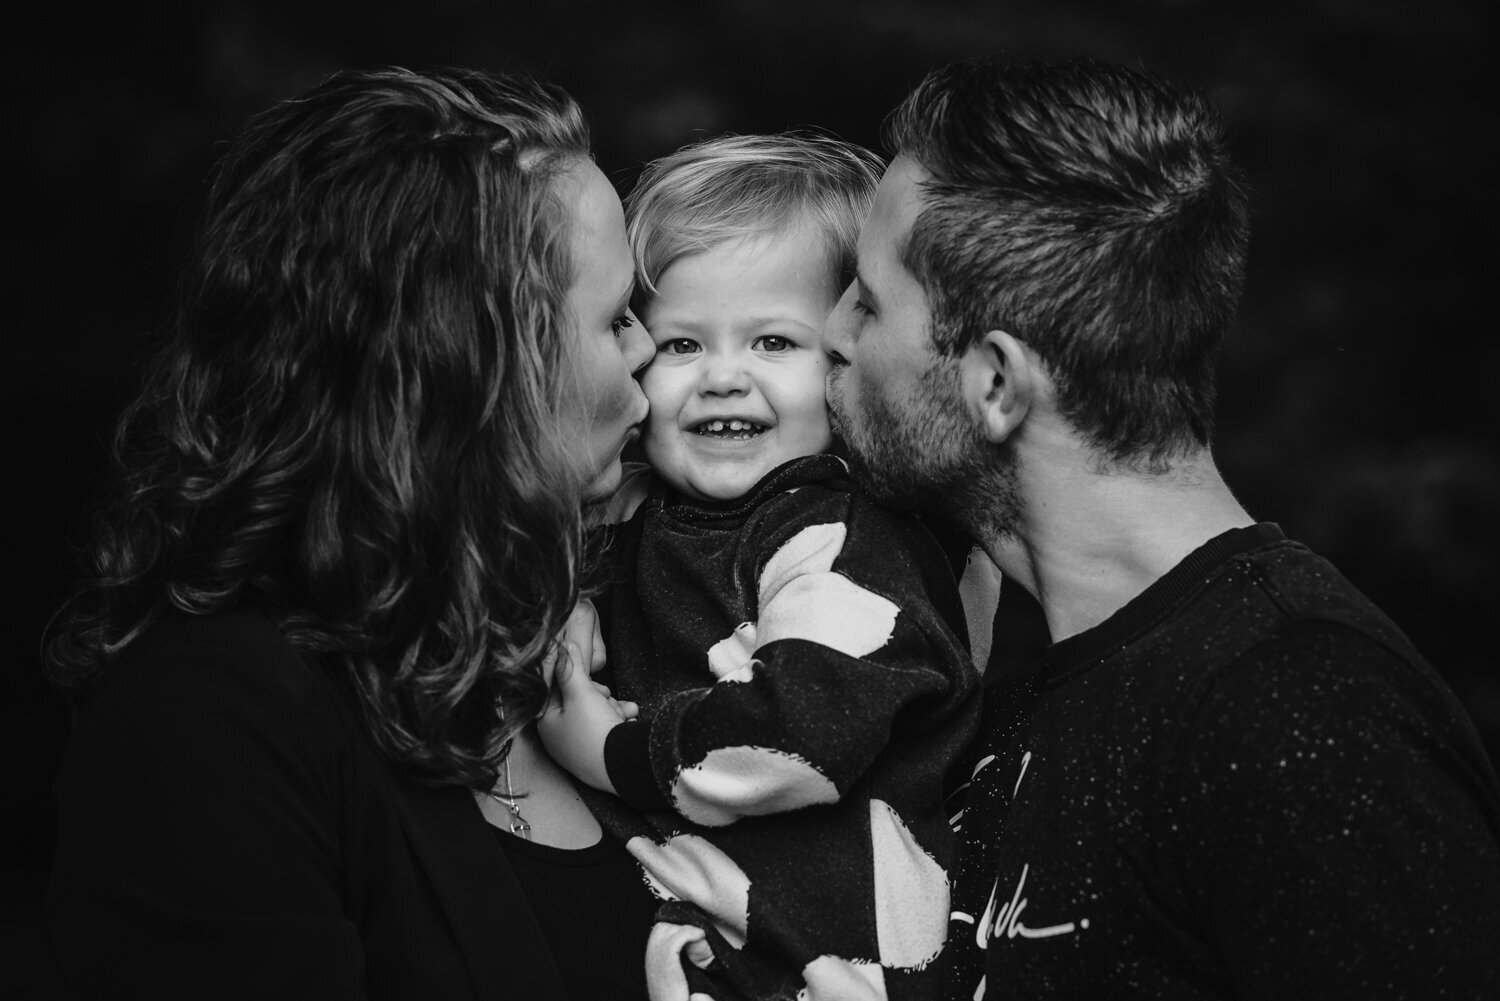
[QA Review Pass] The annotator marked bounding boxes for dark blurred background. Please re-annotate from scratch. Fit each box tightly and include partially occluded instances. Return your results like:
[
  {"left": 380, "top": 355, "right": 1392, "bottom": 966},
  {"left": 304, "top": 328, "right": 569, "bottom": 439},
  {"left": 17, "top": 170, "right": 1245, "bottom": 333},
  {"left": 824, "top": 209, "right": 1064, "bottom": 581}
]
[{"left": 9, "top": 0, "right": 1496, "bottom": 987}]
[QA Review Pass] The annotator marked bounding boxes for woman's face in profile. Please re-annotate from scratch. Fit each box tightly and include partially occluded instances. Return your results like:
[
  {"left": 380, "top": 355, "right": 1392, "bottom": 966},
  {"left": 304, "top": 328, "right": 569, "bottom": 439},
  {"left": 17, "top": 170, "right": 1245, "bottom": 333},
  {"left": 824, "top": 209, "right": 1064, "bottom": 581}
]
[{"left": 557, "top": 160, "right": 653, "bottom": 501}]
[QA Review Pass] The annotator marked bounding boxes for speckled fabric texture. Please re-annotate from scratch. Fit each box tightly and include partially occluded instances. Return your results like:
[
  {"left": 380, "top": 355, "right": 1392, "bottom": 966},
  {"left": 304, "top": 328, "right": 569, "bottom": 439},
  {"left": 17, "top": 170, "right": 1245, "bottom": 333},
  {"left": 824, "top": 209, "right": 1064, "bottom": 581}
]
[
  {"left": 943, "top": 524, "right": 1500, "bottom": 1000},
  {"left": 591, "top": 454, "right": 981, "bottom": 1001}
]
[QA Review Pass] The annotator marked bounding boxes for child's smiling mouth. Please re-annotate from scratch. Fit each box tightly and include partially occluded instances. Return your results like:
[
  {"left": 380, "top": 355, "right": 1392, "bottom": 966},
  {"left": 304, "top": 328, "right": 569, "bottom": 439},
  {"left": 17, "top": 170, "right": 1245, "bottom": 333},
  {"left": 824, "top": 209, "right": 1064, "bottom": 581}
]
[{"left": 692, "top": 419, "right": 768, "bottom": 440}]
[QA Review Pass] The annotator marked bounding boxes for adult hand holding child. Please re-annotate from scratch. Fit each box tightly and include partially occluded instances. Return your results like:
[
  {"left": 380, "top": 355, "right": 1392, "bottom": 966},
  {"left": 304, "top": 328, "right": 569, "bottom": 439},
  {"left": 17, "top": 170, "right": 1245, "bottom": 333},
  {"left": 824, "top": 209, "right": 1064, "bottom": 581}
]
[{"left": 540, "top": 599, "right": 636, "bottom": 793}]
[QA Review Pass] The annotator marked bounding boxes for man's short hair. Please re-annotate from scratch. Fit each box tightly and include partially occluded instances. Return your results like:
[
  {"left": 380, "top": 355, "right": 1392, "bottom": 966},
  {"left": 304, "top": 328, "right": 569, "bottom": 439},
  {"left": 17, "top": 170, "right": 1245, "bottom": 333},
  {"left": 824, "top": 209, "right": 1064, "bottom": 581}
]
[
  {"left": 626, "top": 132, "right": 883, "bottom": 302},
  {"left": 887, "top": 56, "right": 1250, "bottom": 468}
]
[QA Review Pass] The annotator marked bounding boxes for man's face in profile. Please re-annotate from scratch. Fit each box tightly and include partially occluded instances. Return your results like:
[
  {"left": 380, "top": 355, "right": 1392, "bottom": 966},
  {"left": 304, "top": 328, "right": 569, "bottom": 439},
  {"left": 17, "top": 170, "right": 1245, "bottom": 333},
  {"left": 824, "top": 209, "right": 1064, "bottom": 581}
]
[{"left": 824, "top": 156, "right": 997, "bottom": 522}]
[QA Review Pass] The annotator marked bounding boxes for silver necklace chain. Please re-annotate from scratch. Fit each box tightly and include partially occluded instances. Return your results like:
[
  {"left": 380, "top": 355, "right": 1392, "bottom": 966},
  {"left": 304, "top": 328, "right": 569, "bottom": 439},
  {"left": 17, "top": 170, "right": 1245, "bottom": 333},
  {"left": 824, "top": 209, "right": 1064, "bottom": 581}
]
[{"left": 486, "top": 751, "right": 531, "bottom": 840}]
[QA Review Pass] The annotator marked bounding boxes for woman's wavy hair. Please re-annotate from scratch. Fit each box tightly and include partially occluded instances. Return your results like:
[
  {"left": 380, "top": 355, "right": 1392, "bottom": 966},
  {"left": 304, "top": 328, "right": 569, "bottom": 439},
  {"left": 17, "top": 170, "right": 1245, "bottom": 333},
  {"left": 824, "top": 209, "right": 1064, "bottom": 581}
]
[{"left": 47, "top": 67, "right": 596, "bottom": 788}]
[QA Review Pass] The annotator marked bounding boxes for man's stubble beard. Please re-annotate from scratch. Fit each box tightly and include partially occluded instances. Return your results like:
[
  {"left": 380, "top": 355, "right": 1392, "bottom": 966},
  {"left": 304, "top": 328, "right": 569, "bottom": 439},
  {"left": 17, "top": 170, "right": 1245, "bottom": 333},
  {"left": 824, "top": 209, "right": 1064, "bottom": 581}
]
[{"left": 830, "top": 355, "right": 1022, "bottom": 544}]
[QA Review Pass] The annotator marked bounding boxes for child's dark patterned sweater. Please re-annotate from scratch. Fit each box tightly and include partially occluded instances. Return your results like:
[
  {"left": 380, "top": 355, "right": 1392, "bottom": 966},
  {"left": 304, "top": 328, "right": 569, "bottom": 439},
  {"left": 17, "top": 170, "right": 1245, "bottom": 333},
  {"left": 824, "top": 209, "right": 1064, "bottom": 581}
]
[{"left": 590, "top": 454, "right": 982, "bottom": 1001}]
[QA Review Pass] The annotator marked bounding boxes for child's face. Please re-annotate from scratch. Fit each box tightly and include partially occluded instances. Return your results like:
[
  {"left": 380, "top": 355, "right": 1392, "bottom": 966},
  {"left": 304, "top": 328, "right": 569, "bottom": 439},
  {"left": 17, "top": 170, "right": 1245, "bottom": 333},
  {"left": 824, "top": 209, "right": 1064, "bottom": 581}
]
[{"left": 639, "top": 228, "right": 838, "bottom": 502}]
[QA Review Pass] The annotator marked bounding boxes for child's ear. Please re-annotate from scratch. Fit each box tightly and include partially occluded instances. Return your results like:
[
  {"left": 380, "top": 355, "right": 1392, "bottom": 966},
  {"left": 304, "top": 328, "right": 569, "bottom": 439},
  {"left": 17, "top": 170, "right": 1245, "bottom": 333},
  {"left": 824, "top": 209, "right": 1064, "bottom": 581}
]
[{"left": 959, "top": 330, "right": 1040, "bottom": 444}]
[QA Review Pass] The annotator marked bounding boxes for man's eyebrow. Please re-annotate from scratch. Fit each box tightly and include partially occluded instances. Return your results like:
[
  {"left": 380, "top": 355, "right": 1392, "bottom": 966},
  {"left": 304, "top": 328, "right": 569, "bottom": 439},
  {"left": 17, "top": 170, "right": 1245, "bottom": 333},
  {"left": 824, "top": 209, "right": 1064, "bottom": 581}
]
[{"left": 854, "top": 268, "right": 879, "bottom": 307}]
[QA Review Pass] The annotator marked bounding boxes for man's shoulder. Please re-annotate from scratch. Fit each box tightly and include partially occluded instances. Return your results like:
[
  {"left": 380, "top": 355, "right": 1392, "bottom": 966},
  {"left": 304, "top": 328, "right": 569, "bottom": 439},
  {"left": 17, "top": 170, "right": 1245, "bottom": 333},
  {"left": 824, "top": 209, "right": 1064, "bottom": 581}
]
[
  {"left": 1218, "top": 535, "right": 1425, "bottom": 669},
  {"left": 1086, "top": 531, "right": 1445, "bottom": 736},
  {"left": 1150, "top": 537, "right": 1490, "bottom": 773}
]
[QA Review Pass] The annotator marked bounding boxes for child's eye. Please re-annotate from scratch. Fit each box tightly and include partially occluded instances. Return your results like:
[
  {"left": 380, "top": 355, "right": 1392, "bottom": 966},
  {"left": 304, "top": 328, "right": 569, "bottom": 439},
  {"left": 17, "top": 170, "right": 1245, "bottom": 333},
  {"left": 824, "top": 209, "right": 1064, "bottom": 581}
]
[
  {"left": 659, "top": 338, "right": 700, "bottom": 355},
  {"left": 610, "top": 313, "right": 635, "bottom": 338},
  {"left": 755, "top": 335, "right": 792, "bottom": 353}
]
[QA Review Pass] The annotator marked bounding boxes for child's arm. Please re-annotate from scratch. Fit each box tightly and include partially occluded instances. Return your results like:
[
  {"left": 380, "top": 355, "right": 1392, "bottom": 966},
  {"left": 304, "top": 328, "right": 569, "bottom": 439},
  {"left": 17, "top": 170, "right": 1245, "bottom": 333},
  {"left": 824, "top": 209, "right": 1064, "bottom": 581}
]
[{"left": 563, "top": 488, "right": 979, "bottom": 826}]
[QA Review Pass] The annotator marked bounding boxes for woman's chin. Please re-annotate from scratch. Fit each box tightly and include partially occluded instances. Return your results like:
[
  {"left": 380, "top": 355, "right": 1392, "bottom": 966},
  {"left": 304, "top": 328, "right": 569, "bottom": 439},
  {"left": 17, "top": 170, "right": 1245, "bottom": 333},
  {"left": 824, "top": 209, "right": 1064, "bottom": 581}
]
[{"left": 581, "top": 460, "right": 623, "bottom": 504}]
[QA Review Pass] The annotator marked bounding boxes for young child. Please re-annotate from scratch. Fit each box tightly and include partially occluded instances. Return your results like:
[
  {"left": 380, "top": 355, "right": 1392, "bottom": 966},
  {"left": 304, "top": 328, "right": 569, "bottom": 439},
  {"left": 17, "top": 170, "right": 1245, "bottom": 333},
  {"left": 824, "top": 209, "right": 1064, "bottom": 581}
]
[{"left": 539, "top": 134, "right": 985, "bottom": 1001}]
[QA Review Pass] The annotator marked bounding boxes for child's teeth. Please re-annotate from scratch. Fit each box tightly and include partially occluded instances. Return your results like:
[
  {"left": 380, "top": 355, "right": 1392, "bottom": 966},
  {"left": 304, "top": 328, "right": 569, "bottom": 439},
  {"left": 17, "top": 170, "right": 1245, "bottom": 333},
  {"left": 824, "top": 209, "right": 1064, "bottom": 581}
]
[{"left": 696, "top": 419, "right": 764, "bottom": 435}]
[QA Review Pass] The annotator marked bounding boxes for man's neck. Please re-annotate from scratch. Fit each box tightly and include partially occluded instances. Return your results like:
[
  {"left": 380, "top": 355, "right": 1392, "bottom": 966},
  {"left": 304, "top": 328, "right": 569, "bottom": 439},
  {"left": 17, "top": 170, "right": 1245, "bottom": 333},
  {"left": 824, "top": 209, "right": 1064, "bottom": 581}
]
[{"left": 983, "top": 438, "right": 1254, "bottom": 643}]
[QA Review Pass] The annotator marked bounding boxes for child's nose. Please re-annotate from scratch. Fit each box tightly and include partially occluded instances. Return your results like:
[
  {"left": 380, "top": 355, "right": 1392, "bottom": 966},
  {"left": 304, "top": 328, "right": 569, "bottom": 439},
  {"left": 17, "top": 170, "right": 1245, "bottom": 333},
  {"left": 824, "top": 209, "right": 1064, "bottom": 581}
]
[{"left": 699, "top": 354, "right": 752, "bottom": 396}]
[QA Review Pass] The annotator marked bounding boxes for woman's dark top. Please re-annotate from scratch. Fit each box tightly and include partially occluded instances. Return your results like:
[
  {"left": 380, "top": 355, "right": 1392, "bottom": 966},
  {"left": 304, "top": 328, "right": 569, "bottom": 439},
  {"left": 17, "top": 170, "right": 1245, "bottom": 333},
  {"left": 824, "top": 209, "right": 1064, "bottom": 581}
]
[
  {"left": 45, "top": 606, "right": 617, "bottom": 1000},
  {"left": 489, "top": 825, "right": 657, "bottom": 1000}
]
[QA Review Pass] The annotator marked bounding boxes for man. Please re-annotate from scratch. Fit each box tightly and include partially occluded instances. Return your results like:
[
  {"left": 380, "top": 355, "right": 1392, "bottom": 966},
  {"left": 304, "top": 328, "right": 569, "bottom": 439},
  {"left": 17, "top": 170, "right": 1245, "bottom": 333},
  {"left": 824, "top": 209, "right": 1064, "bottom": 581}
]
[{"left": 824, "top": 56, "right": 1500, "bottom": 999}]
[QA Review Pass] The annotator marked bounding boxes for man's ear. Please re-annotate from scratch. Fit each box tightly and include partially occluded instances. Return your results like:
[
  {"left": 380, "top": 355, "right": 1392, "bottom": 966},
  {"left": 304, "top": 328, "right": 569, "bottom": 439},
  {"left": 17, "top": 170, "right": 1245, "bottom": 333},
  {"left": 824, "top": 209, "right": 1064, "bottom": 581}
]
[{"left": 959, "top": 330, "right": 1039, "bottom": 444}]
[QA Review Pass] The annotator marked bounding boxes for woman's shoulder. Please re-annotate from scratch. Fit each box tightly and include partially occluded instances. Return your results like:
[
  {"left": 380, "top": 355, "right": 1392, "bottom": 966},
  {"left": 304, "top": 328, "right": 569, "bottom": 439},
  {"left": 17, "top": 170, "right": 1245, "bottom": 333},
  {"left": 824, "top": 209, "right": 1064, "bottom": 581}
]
[
  {"left": 112, "top": 605, "right": 322, "bottom": 682},
  {"left": 119, "top": 604, "right": 301, "bottom": 663},
  {"left": 74, "top": 605, "right": 355, "bottom": 755}
]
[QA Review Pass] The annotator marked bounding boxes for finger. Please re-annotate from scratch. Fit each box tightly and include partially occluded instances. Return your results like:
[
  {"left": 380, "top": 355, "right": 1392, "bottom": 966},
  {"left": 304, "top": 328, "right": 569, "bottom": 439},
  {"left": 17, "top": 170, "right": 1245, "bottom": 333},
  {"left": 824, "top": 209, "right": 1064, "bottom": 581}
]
[
  {"left": 589, "top": 609, "right": 607, "bottom": 672},
  {"left": 612, "top": 698, "right": 639, "bottom": 721},
  {"left": 552, "top": 636, "right": 579, "bottom": 687},
  {"left": 548, "top": 640, "right": 598, "bottom": 708},
  {"left": 567, "top": 599, "right": 598, "bottom": 642},
  {"left": 539, "top": 643, "right": 569, "bottom": 714},
  {"left": 563, "top": 602, "right": 597, "bottom": 670},
  {"left": 541, "top": 638, "right": 567, "bottom": 689},
  {"left": 684, "top": 936, "right": 715, "bottom": 969},
  {"left": 645, "top": 923, "right": 707, "bottom": 1001}
]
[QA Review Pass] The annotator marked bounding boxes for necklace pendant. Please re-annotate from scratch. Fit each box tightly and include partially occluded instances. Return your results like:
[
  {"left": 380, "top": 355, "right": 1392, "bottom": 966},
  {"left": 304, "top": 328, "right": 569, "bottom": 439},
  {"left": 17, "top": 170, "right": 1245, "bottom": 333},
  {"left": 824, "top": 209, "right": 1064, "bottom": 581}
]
[{"left": 509, "top": 816, "right": 531, "bottom": 839}]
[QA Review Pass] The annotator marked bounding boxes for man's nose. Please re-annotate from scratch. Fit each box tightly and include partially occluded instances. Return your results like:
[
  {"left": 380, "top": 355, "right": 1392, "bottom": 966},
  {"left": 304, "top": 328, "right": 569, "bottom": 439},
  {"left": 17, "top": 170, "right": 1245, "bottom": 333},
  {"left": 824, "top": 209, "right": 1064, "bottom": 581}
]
[{"left": 824, "top": 282, "right": 857, "bottom": 366}]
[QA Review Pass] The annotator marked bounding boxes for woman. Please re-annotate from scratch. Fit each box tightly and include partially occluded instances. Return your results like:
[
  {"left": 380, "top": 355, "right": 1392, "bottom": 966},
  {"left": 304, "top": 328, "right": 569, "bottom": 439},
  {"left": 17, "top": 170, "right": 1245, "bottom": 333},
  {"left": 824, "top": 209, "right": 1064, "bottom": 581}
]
[{"left": 45, "top": 67, "right": 657, "bottom": 999}]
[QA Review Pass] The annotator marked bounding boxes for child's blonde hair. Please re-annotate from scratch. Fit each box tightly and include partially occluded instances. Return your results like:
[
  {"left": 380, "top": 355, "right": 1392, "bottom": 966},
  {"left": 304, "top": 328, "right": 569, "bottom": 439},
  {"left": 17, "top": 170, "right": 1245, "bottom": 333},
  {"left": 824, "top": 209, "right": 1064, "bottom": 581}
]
[{"left": 625, "top": 132, "right": 884, "bottom": 302}]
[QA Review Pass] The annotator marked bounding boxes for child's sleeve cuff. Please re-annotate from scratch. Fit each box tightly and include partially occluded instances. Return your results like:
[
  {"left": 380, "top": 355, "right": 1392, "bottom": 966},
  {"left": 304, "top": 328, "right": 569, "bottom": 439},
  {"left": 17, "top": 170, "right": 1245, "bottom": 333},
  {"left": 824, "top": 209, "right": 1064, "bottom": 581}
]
[{"left": 604, "top": 719, "right": 671, "bottom": 811}]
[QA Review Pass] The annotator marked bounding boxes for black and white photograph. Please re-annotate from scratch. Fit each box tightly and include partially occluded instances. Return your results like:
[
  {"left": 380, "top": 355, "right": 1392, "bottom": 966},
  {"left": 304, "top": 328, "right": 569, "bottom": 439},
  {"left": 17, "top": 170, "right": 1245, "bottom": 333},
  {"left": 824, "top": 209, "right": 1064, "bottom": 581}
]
[{"left": 10, "top": 2, "right": 1498, "bottom": 997}]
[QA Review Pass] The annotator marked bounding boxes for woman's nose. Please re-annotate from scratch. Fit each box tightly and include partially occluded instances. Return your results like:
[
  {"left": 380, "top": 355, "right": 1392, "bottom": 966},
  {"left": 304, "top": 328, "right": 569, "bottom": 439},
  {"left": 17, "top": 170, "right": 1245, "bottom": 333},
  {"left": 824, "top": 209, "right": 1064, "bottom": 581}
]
[{"left": 622, "top": 315, "right": 653, "bottom": 375}]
